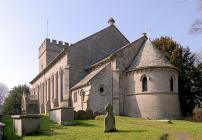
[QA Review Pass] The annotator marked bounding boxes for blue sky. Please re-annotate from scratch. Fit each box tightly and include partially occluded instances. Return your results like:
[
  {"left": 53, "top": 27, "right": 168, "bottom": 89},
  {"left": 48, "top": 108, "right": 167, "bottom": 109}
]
[{"left": 0, "top": 0, "right": 201, "bottom": 89}]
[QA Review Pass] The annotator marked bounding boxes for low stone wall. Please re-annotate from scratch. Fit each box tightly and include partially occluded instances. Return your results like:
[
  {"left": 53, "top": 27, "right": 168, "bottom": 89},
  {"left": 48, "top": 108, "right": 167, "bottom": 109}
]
[
  {"left": 0, "top": 122, "right": 5, "bottom": 140},
  {"left": 74, "top": 110, "right": 101, "bottom": 120},
  {"left": 12, "top": 114, "right": 40, "bottom": 136},
  {"left": 49, "top": 107, "right": 74, "bottom": 125}
]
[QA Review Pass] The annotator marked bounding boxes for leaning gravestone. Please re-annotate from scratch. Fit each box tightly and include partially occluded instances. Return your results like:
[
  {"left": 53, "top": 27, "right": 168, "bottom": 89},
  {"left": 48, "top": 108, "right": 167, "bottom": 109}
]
[
  {"left": 104, "top": 103, "right": 116, "bottom": 132},
  {"left": 12, "top": 92, "right": 40, "bottom": 136}
]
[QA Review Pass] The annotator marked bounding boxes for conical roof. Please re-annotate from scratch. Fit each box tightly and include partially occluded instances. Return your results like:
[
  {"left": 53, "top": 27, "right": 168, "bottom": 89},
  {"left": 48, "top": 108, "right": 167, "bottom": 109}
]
[{"left": 128, "top": 39, "right": 175, "bottom": 71}]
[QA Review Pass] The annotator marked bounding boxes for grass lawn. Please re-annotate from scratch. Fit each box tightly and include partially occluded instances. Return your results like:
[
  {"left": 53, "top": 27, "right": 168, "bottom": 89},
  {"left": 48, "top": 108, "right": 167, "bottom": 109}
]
[{"left": 2, "top": 115, "right": 202, "bottom": 140}]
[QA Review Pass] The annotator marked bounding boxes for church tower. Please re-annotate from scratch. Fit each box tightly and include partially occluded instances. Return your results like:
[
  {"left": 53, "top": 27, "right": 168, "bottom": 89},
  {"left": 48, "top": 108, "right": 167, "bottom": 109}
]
[{"left": 38, "top": 39, "right": 68, "bottom": 72}]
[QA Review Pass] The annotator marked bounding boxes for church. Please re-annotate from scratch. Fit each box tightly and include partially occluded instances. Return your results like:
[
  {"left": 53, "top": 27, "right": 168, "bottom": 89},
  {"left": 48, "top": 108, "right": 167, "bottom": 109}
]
[{"left": 30, "top": 18, "right": 181, "bottom": 119}]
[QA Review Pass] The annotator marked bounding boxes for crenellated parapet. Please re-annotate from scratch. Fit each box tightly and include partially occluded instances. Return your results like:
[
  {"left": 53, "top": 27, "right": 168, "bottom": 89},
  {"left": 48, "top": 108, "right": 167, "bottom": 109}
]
[
  {"left": 39, "top": 38, "right": 69, "bottom": 58},
  {"left": 38, "top": 38, "right": 69, "bottom": 72}
]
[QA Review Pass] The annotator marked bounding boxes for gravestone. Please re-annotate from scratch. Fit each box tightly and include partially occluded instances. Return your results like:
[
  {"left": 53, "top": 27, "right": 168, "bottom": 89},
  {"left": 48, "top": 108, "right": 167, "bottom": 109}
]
[
  {"left": 104, "top": 103, "right": 116, "bottom": 132},
  {"left": 193, "top": 103, "right": 202, "bottom": 121},
  {"left": 0, "top": 122, "right": 5, "bottom": 140},
  {"left": 74, "top": 111, "right": 78, "bottom": 120},
  {"left": 12, "top": 92, "right": 40, "bottom": 136},
  {"left": 86, "top": 110, "right": 94, "bottom": 119},
  {"left": 77, "top": 110, "right": 87, "bottom": 119},
  {"left": 93, "top": 111, "right": 101, "bottom": 118}
]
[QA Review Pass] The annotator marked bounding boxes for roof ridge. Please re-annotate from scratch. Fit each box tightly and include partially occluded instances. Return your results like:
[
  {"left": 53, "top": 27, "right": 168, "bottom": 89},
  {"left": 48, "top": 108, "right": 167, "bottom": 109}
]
[{"left": 69, "top": 25, "right": 129, "bottom": 48}]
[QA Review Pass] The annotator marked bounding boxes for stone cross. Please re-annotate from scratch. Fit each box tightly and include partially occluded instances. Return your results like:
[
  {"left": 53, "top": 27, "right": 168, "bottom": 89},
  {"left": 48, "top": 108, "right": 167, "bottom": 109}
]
[{"left": 104, "top": 103, "right": 116, "bottom": 132}]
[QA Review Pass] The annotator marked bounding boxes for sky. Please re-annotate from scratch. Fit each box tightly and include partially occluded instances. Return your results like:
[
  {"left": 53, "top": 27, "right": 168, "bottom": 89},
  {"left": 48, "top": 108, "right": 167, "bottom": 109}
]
[{"left": 0, "top": 0, "right": 201, "bottom": 89}]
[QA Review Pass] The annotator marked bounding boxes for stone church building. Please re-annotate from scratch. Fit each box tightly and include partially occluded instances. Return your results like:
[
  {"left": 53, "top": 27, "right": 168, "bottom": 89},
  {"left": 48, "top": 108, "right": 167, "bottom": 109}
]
[{"left": 30, "top": 18, "right": 181, "bottom": 119}]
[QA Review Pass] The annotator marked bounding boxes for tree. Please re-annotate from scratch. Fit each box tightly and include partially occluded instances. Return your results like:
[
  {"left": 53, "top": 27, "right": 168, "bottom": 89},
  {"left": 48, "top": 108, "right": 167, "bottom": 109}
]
[
  {"left": 3, "top": 85, "right": 30, "bottom": 115},
  {"left": 0, "top": 82, "right": 8, "bottom": 105},
  {"left": 153, "top": 36, "right": 202, "bottom": 116}
]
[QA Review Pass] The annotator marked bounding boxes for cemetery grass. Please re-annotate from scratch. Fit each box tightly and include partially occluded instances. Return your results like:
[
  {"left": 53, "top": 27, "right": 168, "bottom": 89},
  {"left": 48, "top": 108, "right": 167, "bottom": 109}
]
[{"left": 2, "top": 115, "right": 202, "bottom": 140}]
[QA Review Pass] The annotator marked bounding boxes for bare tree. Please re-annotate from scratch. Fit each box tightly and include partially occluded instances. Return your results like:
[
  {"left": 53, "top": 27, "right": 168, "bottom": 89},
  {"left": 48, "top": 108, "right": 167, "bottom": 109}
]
[
  {"left": 195, "top": 51, "right": 202, "bottom": 63},
  {"left": 189, "top": 0, "right": 202, "bottom": 34},
  {"left": 0, "top": 82, "right": 8, "bottom": 104}
]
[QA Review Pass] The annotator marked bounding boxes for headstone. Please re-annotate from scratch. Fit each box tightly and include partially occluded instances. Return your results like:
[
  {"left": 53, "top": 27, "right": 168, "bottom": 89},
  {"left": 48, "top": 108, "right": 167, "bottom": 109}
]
[
  {"left": 86, "top": 110, "right": 94, "bottom": 119},
  {"left": 104, "top": 103, "right": 116, "bottom": 132},
  {"left": 193, "top": 103, "right": 202, "bottom": 121},
  {"left": 77, "top": 110, "right": 87, "bottom": 119},
  {"left": 74, "top": 111, "right": 78, "bottom": 120},
  {"left": 0, "top": 122, "right": 5, "bottom": 140},
  {"left": 93, "top": 111, "right": 101, "bottom": 118}
]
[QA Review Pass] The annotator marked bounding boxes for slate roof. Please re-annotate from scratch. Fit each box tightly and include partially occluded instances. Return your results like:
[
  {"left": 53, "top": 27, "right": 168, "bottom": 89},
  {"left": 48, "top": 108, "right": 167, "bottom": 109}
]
[
  {"left": 87, "top": 35, "right": 147, "bottom": 70},
  {"left": 128, "top": 39, "right": 175, "bottom": 71},
  {"left": 31, "top": 24, "right": 129, "bottom": 84},
  {"left": 71, "top": 63, "right": 109, "bottom": 90}
]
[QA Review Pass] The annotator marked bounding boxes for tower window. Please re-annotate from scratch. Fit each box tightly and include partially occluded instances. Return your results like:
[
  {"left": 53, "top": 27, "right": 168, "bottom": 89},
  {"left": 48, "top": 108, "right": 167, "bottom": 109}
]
[
  {"left": 142, "top": 76, "right": 148, "bottom": 92},
  {"left": 170, "top": 77, "right": 174, "bottom": 91}
]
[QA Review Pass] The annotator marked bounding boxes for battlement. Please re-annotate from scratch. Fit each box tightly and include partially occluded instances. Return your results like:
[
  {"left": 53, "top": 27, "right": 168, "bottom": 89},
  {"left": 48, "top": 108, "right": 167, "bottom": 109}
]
[
  {"left": 44, "top": 38, "right": 69, "bottom": 46},
  {"left": 38, "top": 38, "right": 69, "bottom": 72},
  {"left": 39, "top": 38, "right": 69, "bottom": 52}
]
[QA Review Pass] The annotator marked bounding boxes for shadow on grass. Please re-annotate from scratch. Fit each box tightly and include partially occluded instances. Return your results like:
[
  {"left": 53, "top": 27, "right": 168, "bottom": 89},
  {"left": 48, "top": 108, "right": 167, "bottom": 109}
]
[
  {"left": 116, "top": 129, "right": 147, "bottom": 133},
  {"left": 74, "top": 121, "right": 97, "bottom": 127}
]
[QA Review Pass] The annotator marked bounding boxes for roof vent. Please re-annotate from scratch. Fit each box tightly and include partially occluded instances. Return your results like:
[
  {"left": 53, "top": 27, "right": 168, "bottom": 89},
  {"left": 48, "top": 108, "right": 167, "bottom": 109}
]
[{"left": 108, "top": 17, "right": 115, "bottom": 26}]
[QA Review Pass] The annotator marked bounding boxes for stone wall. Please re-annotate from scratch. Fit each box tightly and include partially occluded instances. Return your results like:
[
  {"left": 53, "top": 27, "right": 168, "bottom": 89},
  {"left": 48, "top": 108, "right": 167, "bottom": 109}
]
[
  {"left": 71, "top": 85, "right": 91, "bottom": 111},
  {"left": 125, "top": 68, "right": 178, "bottom": 94},
  {"left": 71, "top": 64, "right": 112, "bottom": 113},
  {"left": 88, "top": 64, "right": 112, "bottom": 113},
  {"left": 32, "top": 54, "right": 68, "bottom": 114},
  {"left": 124, "top": 67, "right": 181, "bottom": 119}
]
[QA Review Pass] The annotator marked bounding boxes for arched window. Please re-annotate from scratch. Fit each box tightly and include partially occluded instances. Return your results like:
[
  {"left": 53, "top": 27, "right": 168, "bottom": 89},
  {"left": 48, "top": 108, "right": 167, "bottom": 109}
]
[
  {"left": 81, "top": 91, "right": 85, "bottom": 110},
  {"left": 73, "top": 92, "right": 77, "bottom": 103},
  {"left": 170, "top": 77, "right": 173, "bottom": 91},
  {"left": 142, "top": 76, "right": 148, "bottom": 92}
]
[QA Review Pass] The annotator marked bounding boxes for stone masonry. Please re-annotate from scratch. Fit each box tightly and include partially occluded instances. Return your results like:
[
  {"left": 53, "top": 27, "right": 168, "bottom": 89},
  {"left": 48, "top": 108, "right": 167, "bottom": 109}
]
[{"left": 30, "top": 18, "right": 181, "bottom": 119}]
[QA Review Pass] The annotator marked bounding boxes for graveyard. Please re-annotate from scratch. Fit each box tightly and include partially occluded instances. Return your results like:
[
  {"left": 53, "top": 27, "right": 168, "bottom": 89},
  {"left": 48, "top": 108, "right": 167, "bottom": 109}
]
[{"left": 1, "top": 115, "right": 202, "bottom": 140}]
